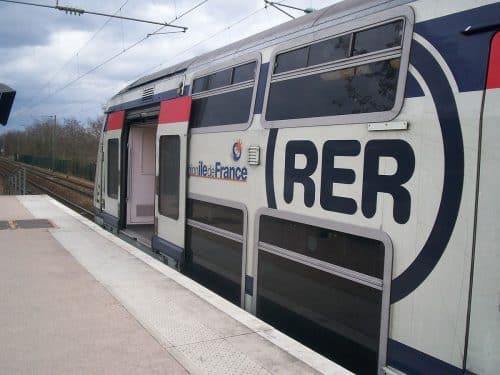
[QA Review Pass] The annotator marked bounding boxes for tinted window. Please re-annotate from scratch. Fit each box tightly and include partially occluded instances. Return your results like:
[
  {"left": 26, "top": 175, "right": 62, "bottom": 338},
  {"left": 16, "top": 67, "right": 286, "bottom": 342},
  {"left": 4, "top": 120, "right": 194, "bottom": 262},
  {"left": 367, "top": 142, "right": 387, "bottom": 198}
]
[
  {"left": 187, "top": 199, "right": 243, "bottom": 235},
  {"left": 190, "top": 87, "right": 253, "bottom": 128},
  {"left": 266, "top": 59, "right": 400, "bottom": 121},
  {"left": 184, "top": 226, "right": 242, "bottom": 305},
  {"left": 233, "top": 62, "right": 256, "bottom": 84},
  {"left": 352, "top": 20, "right": 403, "bottom": 56},
  {"left": 259, "top": 216, "right": 384, "bottom": 278},
  {"left": 107, "top": 138, "right": 119, "bottom": 199},
  {"left": 257, "top": 251, "right": 380, "bottom": 374},
  {"left": 207, "top": 68, "right": 232, "bottom": 90},
  {"left": 192, "top": 76, "right": 208, "bottom": 94},
  {"left": 274, "top": 47, "right": 309, "bottom": 74},
  {"left": 308, "top": 34, "right": 350, "bottom": 66},
  {"left": 159, "top": 135, "right": 180, "bottom": 220}
]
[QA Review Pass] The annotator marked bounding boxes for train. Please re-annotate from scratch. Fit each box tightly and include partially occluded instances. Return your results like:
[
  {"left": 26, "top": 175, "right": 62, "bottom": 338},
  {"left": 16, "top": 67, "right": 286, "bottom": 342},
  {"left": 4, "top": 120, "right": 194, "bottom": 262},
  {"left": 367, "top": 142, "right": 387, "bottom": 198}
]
[{"left": 93, "top": 0, "right": 500, "bottom": 373}]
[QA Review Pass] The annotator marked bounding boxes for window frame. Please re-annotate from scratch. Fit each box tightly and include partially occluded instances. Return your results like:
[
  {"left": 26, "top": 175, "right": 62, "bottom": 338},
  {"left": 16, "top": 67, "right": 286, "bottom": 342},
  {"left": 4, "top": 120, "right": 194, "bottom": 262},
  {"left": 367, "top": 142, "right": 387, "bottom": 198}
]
[
  {"left": 107, "top": 138, "right": 119, "bottom": 199},
  {"left": 158, "top": 134, "right": 181, "bottom": 220},
  {"left": 186, "top": 193, "right": 248, "bottom": 307},
  {"left": 261, "top": 6, "right": 414, "bottom": 128},
  {"left": 188, "top": 52, "right": 261, "bottom": 134},
  {"left": 251, "top": 208, "right": 393, "bottom": 372}
]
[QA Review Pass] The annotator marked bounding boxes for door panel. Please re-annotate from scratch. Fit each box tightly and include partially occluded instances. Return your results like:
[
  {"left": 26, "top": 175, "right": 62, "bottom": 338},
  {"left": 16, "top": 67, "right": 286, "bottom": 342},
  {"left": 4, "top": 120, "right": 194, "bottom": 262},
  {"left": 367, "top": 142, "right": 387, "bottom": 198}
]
[
  {"left": 94, "top": 134, "right": 104, "bottom": 211},
  {"left": 102, "top": 111, "right": 124, "bottom": 219},
  {"left": 155, "top": 96, "right": 192, "bottom": 250},
  {"left": 466, "top": 32, "right": 500, "bottom": 374}
]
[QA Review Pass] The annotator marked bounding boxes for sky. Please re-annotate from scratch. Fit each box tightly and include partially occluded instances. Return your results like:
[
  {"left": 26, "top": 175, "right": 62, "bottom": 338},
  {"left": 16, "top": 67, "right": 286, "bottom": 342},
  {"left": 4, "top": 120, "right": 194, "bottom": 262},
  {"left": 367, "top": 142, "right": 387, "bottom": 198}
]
[{"left": 0, "top": 0, "right": 341, "bottom": 133}]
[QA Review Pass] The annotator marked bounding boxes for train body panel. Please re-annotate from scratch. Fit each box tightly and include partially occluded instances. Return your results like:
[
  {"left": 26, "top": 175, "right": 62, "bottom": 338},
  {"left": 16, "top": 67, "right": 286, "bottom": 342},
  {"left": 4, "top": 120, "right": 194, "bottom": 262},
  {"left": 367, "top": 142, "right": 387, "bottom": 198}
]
[{"left": 94, "top": 1, "right": 500, "bottom": 373}]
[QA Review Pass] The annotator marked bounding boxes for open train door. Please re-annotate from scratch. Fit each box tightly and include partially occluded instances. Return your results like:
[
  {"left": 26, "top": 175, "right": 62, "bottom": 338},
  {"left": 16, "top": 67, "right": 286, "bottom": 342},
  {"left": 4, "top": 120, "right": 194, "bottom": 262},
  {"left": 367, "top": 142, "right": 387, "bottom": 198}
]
[
  {"left": 101, "top": 111, "right": 124, "bottom": 227},
  {"left": 152, "top": 96, "right": 192, "bottom": 267}
]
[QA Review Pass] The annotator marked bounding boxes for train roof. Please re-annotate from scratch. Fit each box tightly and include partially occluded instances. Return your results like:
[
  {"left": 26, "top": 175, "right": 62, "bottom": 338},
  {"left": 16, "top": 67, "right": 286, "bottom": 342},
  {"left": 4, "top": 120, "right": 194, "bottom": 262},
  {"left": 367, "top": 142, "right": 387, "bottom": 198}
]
[{"left": 115, "top": 0, "right": 409, "bottom": 96}]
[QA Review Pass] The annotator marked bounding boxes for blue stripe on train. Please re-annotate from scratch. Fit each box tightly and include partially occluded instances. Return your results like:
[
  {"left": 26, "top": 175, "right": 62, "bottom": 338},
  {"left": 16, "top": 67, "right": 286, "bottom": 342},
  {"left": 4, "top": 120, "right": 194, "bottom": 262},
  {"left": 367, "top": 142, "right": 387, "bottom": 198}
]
[
  {"left": 405, "top": 71, "right": 425, "bottom": 98},
  {"left": 388, "top": 339, "right": 463, "bottom": 375},
  {"left": 414, "top": 2, "right": 500, "bottom": 93},
  {"left": 254, "top": 62, "right": 269, "bottom": 115},
  {"left": 106, "top": 86, "right": 189, "bottom": 113}
]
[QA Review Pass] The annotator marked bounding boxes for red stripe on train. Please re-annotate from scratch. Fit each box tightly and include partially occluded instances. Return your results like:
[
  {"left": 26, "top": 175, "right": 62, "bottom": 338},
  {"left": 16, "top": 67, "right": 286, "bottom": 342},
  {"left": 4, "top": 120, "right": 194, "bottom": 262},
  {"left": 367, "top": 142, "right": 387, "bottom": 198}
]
[
  {"left": 159, "top": 96, "right": 192, "bottom": 124},
  {"left": 486, "top": 32, "right": 500, "bottom": 89},
  {"left": 106, "top": 111, "right": 125, "bottom": 131}
]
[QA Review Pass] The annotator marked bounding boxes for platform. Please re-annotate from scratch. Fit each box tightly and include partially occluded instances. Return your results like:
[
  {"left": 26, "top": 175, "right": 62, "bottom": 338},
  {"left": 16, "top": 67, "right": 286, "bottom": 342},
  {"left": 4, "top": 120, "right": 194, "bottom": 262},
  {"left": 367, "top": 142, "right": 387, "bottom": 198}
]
[{"left": 0, "top": 195, "right": 350, "bottom": 375}]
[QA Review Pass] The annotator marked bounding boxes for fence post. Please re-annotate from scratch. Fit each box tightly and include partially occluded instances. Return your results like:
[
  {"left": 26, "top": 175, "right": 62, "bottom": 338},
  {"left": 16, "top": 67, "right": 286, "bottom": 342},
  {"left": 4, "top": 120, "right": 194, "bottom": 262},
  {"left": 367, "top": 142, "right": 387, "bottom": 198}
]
[{"left": 22, "top": 168, "right": 26, "bottom": 195}]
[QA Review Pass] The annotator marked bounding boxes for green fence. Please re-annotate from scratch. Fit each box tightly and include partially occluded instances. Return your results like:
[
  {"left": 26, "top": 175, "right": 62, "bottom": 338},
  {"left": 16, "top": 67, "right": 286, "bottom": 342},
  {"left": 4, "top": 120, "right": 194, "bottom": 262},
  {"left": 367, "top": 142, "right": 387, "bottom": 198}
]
[{"left": 17, "top": 154, "right": 96, "bottom": 181}]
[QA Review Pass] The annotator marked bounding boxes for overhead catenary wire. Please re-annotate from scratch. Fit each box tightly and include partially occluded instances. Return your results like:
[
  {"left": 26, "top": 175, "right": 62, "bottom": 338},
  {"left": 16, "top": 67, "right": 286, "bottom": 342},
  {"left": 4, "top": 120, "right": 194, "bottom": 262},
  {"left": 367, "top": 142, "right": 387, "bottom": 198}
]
[
  {"left": 14, "top": 0, "right": 208, "bottom": 117},
  {"left": 129, "top": 0, "right": 299, "bottom": 82},
  {"left": 0, "top": 0, "right": 187, "bottom": 29},
  {"left": 264, "top": 0, "right": 295, "bottom": 19},
  {"left": 132, "top": 5, "right": 269, "bottom": 82},
  {"left": 22, "top": 0, "right": 130, "bottom": 109}
]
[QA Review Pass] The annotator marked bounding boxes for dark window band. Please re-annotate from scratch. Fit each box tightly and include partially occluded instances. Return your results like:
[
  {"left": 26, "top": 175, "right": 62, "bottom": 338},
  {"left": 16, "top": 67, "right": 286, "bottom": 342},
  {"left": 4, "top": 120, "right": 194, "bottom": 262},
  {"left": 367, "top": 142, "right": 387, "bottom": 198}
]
[
  {"left": 190, "top": 61, "right": 257, "bottom": 129},
  {"left": 107, "top": 138, "right": 119, "bottom": 199},
  {"left": 266, "top": 19, "right": 405, "bottom": 122},
  {"left": 158, "top": 135, "right": 180, "bottom": 220}
]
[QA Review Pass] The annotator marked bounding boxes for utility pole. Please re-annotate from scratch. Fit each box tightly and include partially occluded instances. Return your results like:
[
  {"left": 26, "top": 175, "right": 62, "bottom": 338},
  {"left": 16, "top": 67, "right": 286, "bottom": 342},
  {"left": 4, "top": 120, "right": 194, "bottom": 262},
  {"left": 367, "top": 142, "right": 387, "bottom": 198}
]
[
  {"left": 52, "top": 115, "right": 56, "bottom": 171},
  {"left": 39, "top": 114, "right": 56, "bottom": 170}
]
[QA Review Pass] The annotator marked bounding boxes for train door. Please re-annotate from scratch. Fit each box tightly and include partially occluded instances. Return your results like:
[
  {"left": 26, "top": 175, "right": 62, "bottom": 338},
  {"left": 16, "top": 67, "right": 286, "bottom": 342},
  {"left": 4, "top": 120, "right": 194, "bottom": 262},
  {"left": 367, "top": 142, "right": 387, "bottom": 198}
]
[
  {"left": 154, "top": 96, "right": 192, "bottom": 265},
  {"left": 94, "top": 126, "right": 104, "bottom": 211},
  {"left": 466, "top": 31, "right": 500, "bottom": 374},
  {"left": 102, "top": 111, "right": 124, "bottom": 221}
]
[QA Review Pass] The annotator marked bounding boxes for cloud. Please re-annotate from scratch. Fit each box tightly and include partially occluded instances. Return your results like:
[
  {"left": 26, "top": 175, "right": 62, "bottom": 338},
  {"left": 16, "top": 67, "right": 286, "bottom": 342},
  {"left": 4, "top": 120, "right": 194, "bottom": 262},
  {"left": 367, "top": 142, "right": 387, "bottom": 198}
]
[{"left": 1, "top": 0, "right": 340, "bottom": 133}]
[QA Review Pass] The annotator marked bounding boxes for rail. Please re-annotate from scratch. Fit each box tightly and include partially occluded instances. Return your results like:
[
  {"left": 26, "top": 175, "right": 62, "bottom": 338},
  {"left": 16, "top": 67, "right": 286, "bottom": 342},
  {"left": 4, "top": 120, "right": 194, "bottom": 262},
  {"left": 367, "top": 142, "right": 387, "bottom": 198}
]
[{"left": 0, "top": 157, "right": 94, "bottom": 219}]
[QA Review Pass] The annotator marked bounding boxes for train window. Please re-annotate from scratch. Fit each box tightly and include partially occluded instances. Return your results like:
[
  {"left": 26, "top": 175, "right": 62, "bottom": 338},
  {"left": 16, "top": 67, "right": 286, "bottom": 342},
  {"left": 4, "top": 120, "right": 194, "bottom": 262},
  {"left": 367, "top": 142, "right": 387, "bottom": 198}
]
[
  {"left": 259, "top": 215, "right": 384, "bottom": 278},
  {"left": 207, "top": 68, "right": 232, "bottom": 90},
  {"left": 352, "top": 20, "right": 403, "bottom": 56},
  {"left": 256, "top": 213, "right": 389, "bottom": 374},
  {"left": 190, "top": 87, "right": 253, "bottom": 128},
  {"left": 308, "top": 34, "right": 350, "bottom": 66},
  {"left": 187, "top": 199, "right": 243, "bottom": 235},
  {"left": 192, "top": 76, "right": 208, "bottom": 94},
  {"left": 232, "top": 62, "right": 257, "bottom": 84},
  {"left": 266, "top": 59, "right": 399, "bottom": 121},
  {"left": 257, "top": 251, "right": 381, "bottom": 374},
  {"left": 184, "top": 226, "right": 243, "bottom": 305},
  {"left": 274, "top": 46, "right": 309, "bottom": 74},
  {"left": 190, "top": 60, "right": 257, "bottom": 130},
  {"left": 158, "top": 135, "right": 180, "bottom": 220},
  {"left": 184, "top": 198, "right": 245, "bottom": 306},
  {"left": 265, "top": 18, "right": 407, "bottom": 124},
  {"left": 107, "top": 138, "right": 119, "bottom": 199}
]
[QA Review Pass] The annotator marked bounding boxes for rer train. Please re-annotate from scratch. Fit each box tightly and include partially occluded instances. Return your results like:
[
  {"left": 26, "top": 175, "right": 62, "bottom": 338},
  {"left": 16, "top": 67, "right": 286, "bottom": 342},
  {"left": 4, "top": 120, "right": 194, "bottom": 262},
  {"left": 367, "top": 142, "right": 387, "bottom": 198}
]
[{"left": 93, "top": 0, "right": 500, "bottom": 373}]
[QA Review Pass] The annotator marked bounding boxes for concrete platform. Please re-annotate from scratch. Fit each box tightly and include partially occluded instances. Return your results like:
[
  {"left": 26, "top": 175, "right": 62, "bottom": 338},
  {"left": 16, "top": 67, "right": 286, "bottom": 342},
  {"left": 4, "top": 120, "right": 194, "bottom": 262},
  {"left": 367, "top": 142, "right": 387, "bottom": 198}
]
[{"left": 0, "top": 195, "right": 350, "bottom": 375}]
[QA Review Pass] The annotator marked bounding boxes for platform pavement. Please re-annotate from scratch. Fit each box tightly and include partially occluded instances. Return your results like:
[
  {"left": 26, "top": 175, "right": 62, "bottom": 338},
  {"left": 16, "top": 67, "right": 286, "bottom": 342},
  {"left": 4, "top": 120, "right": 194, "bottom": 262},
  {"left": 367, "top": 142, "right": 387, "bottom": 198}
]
[{"left": 0, "top": 195, "right": 351, "bottom": 375}]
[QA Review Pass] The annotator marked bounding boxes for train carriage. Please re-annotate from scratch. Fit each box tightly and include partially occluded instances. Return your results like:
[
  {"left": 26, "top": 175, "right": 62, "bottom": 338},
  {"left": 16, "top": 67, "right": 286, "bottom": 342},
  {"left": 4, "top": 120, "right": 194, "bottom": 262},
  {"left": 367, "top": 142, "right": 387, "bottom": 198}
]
[{"left": 93, "top": 0, "right": 500, "bottom": 373}]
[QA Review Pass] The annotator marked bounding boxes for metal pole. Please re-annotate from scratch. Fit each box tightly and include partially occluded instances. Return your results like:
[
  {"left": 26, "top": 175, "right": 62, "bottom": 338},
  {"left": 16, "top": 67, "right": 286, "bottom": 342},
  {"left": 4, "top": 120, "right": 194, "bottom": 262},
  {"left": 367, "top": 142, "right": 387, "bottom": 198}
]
[
  {"left": 22, "top": 168, "right": 26, "bottom": 195},
  {"left": 52, "top": 115, "right": 56, "bottom": 171}
]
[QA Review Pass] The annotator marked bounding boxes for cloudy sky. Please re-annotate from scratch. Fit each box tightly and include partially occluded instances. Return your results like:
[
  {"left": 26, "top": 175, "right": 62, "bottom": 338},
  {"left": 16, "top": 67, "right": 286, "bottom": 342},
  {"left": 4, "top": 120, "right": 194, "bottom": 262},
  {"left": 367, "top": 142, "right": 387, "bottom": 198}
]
[{"left": 0, "top": 0, "right": 341, "bottom": 133}]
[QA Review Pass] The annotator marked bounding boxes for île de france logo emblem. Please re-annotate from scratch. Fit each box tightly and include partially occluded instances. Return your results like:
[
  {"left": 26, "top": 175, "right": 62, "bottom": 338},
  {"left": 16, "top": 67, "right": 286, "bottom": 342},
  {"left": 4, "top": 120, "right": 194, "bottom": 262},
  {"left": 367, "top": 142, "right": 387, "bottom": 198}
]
[{"left": 232, "top": 140, "right": 242, "bottom": 161}]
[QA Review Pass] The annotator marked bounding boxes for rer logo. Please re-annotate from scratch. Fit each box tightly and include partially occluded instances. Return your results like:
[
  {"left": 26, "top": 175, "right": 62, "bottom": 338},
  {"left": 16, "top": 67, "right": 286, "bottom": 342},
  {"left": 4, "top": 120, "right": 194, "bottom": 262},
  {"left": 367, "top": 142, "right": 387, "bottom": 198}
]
[{"left": 232, "top": 140, "right": 242, "bottom": 161}]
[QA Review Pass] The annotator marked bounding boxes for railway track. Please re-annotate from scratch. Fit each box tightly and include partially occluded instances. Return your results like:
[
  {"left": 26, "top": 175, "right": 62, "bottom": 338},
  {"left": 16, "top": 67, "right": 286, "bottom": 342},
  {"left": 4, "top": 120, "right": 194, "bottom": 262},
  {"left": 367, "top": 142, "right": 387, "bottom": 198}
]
[{"left": 0, "top": 157, "right": 95, "bottom": 219}]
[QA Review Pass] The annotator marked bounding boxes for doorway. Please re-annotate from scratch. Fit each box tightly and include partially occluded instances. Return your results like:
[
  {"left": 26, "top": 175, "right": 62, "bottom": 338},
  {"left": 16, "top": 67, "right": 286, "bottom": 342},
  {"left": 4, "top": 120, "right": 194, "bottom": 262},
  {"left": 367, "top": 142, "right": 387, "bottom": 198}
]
[{"left": 125, "top": 123, "right": 156, "bottom": 244}]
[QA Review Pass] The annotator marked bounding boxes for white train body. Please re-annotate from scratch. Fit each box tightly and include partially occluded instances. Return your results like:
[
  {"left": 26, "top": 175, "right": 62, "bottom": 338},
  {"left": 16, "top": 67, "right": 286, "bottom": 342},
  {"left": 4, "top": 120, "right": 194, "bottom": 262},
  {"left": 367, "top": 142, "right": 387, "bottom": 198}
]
[{"left": 94, "top": 0, "right": 500, "bottom": 373}]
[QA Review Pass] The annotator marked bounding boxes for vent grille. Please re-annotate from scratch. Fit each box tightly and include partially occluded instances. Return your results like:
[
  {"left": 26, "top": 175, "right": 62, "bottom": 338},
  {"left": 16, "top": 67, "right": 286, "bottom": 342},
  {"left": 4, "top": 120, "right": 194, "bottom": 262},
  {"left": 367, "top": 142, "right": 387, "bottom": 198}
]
[
  {"left": 247, "top": 145, "right": 260, "bottom": 166},
  {"left": 142, "top": 87, "right": 155, "bottom": 102}
]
